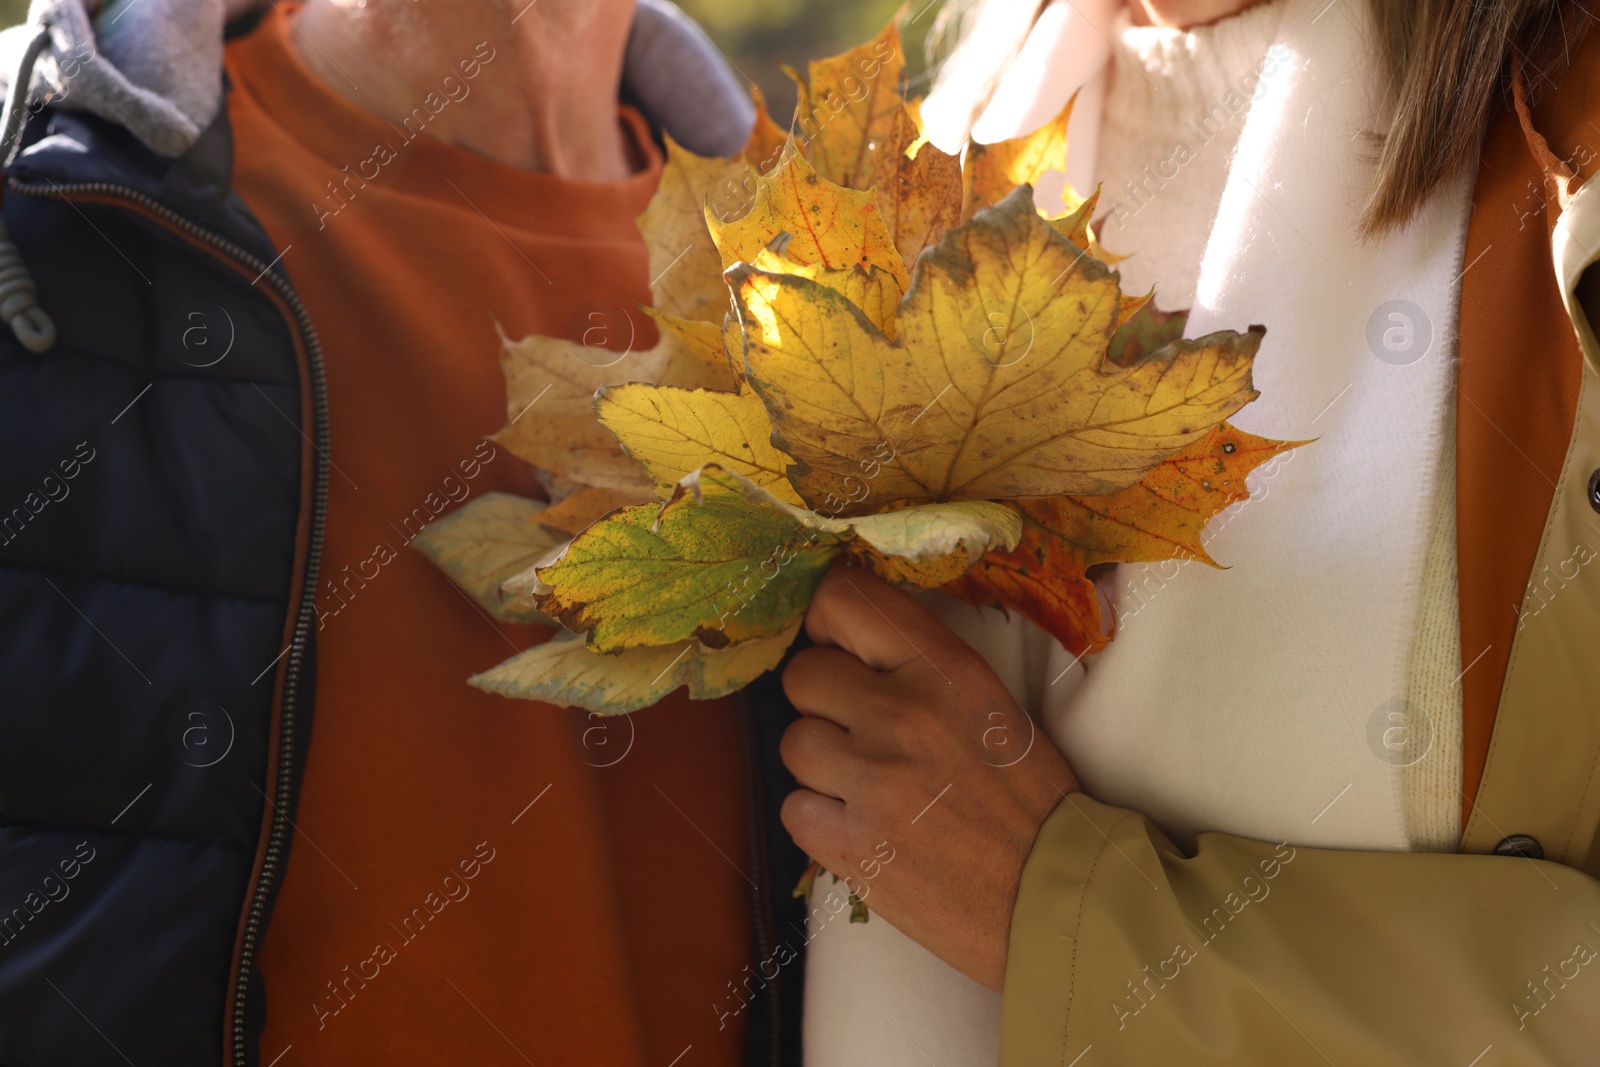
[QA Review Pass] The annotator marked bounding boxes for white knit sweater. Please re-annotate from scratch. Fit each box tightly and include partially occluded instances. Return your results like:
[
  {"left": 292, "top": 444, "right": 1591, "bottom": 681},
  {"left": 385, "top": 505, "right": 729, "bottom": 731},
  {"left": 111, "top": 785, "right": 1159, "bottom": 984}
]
[
  {"left": 1090, "top": 1, "right": 1463, "bottom": 852},
  {"left": 801, "top": 3, "right": 1466, "bottom": 1064},
  {"left": 1096, "top": 1, "right": 1284, "bottom": 307}
]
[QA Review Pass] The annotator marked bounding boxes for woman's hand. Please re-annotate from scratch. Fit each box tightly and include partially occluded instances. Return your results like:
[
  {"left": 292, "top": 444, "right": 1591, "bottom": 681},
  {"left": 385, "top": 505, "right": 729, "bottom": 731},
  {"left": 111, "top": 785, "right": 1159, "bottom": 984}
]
[{"left": 779, "top": 567, "right": 1079, "bottom": 991}]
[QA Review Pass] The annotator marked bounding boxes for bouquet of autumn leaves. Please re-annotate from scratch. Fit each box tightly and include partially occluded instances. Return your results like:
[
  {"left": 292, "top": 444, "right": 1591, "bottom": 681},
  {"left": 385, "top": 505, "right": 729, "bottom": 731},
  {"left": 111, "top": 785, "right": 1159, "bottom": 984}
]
[{"left": 414, "top": 18, "right": 1299, "bottom": 716}]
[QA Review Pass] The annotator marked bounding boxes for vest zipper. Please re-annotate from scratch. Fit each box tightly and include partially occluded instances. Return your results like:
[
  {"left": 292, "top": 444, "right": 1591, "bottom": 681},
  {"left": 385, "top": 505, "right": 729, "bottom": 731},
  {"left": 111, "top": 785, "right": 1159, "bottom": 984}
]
[{"left": 8, "top": 177, "right": 330, "bottom": 1067}]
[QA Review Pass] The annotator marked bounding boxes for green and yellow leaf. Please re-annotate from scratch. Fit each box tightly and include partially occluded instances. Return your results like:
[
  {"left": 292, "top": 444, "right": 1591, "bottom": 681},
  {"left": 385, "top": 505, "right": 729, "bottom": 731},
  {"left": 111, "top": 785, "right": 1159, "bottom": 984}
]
[
  {"left": 471, "top": 620, "right": 802, "bottom": 714},
  {"left": 844, "top": 500, "right": 1018, "bottom": 587},
  {"left": 843, "top": 499, "right": 1020, "bottom": 560},
  {"left": 535, "top": 486, "right": 643, "bottom": 537},
  {"left": 535, "top": 465, "right": 840, "bottom": 651},
  {"left": 533, "top": 461, "right": 1019, "bottom": 652}
]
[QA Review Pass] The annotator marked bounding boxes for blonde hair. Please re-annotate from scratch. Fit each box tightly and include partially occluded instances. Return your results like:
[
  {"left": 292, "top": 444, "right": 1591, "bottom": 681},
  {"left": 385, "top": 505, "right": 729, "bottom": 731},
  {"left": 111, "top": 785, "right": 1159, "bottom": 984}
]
[{"left": 927, "top": 0, "right": 1594, "bottom": 236}]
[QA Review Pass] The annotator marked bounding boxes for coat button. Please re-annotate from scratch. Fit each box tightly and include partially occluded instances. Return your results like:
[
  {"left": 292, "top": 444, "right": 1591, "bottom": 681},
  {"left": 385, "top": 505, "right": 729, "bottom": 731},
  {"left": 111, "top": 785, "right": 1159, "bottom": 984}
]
[
  {"left": 1589, "top": 468, "right": 1600, "bottom": 513},
  {"left": 1494, "top": 834, "right": 1544, "bottom": 860}
]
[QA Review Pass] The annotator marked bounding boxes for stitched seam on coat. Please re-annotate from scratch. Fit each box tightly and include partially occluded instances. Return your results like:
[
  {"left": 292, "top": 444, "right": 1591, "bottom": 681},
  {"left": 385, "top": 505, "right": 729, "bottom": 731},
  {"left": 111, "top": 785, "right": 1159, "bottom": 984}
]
[
  {"left": 0, "top": 814, "right": 257, "bottom": 851},
  {"left": 1060, "top": 810, "right": 1134, "bottom": 1063},
  {"left": 1560, "top": 370, "right": 1600, "bottom": 862},
  {"left": 0, "top": 559, "right": 289, "bottom": 607},
  {"left": 1564, "top": 733, "right": 1600, "bottom": 860},
  {"left": 5, "top": 359, "right": 304, "bottom": 389}
]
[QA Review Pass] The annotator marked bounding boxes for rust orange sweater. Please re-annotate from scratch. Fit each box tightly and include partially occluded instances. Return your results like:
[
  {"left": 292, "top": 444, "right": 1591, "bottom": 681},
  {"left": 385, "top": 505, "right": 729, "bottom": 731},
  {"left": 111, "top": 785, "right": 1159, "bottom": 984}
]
[{"left": 225, "top": 11, "right": 751, "bottom": 1065}]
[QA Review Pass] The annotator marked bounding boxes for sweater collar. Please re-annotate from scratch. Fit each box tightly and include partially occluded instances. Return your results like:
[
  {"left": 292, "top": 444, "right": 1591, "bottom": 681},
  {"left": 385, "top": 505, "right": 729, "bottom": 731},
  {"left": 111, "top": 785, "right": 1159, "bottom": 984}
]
[{"left": 1107, "top": 0, "right": 1289, "bottom": 124}]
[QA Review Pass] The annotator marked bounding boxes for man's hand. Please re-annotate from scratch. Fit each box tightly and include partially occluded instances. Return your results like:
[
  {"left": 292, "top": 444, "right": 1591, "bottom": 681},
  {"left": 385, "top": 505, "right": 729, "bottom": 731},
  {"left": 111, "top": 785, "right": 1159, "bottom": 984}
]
[{"left": 779, "top": 567, "right": 1079, "bottom": 991}]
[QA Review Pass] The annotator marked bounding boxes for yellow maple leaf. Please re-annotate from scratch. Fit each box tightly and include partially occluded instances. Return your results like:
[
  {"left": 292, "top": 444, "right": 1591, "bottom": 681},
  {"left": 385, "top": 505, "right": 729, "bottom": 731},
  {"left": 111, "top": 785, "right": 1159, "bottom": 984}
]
[
  {"left": 1047, "top": 186, "right": 1096, "bottom": 250},
  {"left": 472, "top": 620, "right": 803, "bottom": 714},
  {"left": 744, "top": 82, "right": 790, "bottom": 175},
  {"left": 750, "top": 247, "right": 902, "bottom": 339},
  {"left": 874, "top": 107, "right": 963, "bottom": 271},
  {"left": 1048, "top": 185, "right": 1128, "bottom": 267},
  {"left": 595, "top": 383, "right": 804, "bottom": 503},
  {"left": 639, "top": 135, "right": 755, "bottom": 324},
  {"left": 496, "top": 137, "right": 752, "bottom": 490},
  {"left": 641, "top": 306, "right": 733, "bottom": 383},
  {"left": 964, "top": 95, "right": 1075, "bottom": 218},
  {"left": 708, "top": 146, "right": 909, "bottom": 291},
  {"left": 946, "top": 423, "right": 1305, "bottom": 654},
  {"left": 495, "top": 332, "right": 665, "bottom": 497},
  {"left": 789, "top": 14, "right": 906, "bottom": 192},
  {"left": 732, "top": 185, "right": 1262, "bottom": 512},
  {"left": 408, "top": 492, "right": 563, "bottom": 624}
]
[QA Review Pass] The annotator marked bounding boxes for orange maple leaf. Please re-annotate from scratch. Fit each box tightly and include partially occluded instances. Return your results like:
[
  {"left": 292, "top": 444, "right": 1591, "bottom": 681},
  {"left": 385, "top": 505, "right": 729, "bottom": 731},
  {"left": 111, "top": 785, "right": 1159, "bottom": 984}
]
[{"left": 944, "top": 422, "right": 1305, "bottom": 655}]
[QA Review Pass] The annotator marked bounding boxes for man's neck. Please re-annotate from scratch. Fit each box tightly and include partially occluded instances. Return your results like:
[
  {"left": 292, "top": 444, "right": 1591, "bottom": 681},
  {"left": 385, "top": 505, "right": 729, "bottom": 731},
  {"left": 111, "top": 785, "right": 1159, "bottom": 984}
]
[{"left": 290, "top": 0, "right": 637, "bottom": 180}]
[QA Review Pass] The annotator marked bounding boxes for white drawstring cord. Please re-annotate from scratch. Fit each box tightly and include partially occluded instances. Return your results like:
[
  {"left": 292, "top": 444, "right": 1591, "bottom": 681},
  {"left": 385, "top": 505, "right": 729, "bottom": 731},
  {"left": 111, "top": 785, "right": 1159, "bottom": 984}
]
[{"left": 0, "top": 24, "right": 58, "bottom": 353}]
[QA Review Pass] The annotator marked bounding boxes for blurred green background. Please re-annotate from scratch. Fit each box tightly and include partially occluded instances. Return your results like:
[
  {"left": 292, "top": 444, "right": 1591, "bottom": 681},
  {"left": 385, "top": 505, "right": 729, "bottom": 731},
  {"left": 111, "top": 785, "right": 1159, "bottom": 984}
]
[
  {"left": 0, "top": 0, "right": 940, "bottom": 123},
  {"left": 674, "top": 0, "right": 946, "bottom": 123}
]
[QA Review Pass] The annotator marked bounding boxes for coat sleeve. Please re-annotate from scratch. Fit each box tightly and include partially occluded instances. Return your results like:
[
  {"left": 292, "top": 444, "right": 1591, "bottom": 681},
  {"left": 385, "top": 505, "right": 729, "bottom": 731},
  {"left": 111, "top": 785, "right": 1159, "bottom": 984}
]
[{"left": 1000, "top": 793, "right": 1600, "bottom": 1066}]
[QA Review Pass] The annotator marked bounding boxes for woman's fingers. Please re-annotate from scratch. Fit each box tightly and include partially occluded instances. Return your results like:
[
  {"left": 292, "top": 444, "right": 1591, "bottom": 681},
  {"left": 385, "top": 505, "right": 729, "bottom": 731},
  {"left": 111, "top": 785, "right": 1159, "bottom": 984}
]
[
  {"left": 779, "top": 786, "right": 850, "bottom": 874},
  {"left": 802, "top": 567, "right": 965, "bottom": 678},
  {"left": 778, "top": 715, "right": 859, "bottom": 800},
  {"left": 781, "top": 644, "right": 887, "bottom": 728}
]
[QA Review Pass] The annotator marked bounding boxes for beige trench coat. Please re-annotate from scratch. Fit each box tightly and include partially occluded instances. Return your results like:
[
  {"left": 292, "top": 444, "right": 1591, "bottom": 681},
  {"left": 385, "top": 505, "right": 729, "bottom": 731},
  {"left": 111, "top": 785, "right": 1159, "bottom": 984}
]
[{"left": 1000, "top": 38, "right": 1600, "bottom": 1067}]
